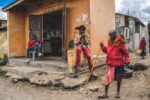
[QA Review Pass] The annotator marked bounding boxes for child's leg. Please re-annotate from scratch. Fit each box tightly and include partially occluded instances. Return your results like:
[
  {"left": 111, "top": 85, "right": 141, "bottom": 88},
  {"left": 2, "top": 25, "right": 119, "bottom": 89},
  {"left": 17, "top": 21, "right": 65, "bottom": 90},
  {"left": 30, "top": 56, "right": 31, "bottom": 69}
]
[
  {"left": 115, "top": 76, "right": 122, "bottom": 98},
  {"left": 98, "top": 84, "right": 109, "bottom": 99},
  {"left": 82, "top": 47, "right": 93, "bottom": 71},
  {"left": 26, "top": 47, "right": 34, "bottom": 63},
  {"left": 76, "top": 46, "right": 82, "bottom": 68},
  {"left": 35, "top": 43, "right": 41, "bottom": 53},
  {"left": 105, "top": 84, "right": 110, "bottom": 96},
  {"left": 26, "top": 47, "right": 34, "bottom": 58},
  {"left": 26, "top": 48, "right": 30, "bottom": 58},
  {"left": 117, "top": 76, "right": 122, "bottom": 93}
]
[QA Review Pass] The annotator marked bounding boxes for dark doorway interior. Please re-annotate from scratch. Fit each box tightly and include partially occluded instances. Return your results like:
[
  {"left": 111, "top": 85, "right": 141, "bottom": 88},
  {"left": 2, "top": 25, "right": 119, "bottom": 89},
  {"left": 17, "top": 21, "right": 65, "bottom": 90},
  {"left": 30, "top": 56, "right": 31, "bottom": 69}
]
[{"left": 43, "top": 10, "right": 63, "bottom": 56}]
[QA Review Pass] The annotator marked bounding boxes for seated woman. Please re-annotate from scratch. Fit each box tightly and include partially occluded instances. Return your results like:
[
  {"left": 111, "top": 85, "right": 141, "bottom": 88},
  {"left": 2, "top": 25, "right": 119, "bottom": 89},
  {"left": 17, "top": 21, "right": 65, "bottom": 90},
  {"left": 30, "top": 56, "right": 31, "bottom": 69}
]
[{"left": 26, "top": 34, "right": 43, "bottom": 63}]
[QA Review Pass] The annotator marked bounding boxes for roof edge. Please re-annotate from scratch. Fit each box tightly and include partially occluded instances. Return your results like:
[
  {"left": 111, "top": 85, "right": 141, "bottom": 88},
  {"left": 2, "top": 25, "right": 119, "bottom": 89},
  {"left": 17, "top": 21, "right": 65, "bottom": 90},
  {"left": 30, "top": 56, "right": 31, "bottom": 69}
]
[
  {"left": 2, "top": 0, "right": 25, "bottom": 12},
  {"left": 116, "top": 13, "right": 146, "bottom": 27}
]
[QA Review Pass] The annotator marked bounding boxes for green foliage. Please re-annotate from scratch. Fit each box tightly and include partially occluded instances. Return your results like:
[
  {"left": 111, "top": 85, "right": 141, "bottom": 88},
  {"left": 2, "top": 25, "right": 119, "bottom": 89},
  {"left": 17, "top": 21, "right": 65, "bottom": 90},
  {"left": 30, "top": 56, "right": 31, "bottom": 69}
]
[
  {"left": 0, "top": 70, "right": 7, "bottom": 76},
  {"left": 0, "top": 54, "right": 8, "bottom": 66}
]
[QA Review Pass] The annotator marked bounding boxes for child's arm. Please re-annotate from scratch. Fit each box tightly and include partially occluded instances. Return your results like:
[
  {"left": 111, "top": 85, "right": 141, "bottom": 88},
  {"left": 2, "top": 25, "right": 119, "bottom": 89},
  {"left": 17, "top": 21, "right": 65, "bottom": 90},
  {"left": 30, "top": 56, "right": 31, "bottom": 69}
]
[
  {"left": 100, "top": 42, "right": 107, "bottom": 54},
  {"left": 121, "top": 44, "right": 130, "bottom": 65},
  {"left": 28, "top": 40, "right": 34, "bottom": 47}
]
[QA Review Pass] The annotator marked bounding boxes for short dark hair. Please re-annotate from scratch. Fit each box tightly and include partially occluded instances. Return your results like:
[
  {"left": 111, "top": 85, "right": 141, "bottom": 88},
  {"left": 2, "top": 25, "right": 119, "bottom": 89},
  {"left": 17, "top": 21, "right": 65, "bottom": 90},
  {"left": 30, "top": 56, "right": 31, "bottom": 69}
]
[
  {"left": 109, "top": 30, "right": 116, "bottom": 35},
  {"left": 75, "top": 25, "right": 86, "bottom": 31}
]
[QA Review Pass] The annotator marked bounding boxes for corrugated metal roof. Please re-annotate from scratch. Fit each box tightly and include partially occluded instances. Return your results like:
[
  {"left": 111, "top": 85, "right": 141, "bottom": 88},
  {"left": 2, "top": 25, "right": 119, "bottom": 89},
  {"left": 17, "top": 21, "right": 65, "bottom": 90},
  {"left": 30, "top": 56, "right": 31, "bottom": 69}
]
[{"left": 116, "top": 13, "right": 146, "bottom": 27}]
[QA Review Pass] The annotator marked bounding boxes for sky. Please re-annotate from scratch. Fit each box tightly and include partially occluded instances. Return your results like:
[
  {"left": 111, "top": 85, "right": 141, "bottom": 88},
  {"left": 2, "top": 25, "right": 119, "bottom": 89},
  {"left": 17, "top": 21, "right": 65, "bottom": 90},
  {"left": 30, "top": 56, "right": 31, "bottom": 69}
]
[
  {"left": 0, "top": 0, "right": 15, "bottom": 20},
  {"left": 0, "top": 0, "right": 150, "bottom": 22},
  {"left": 116, "top": 0, "right": 150, "bottom": 22}
]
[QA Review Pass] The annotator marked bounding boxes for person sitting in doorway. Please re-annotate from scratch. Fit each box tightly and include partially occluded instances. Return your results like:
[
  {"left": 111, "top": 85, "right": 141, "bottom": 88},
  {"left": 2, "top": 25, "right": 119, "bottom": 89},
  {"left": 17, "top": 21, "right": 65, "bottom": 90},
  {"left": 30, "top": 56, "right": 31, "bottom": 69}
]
[
  {"left": 26, "top": 34, "right": 43, "bottom": 63},
  {"left": 74, "top": 25, "right": 93, "bottom": 73}
]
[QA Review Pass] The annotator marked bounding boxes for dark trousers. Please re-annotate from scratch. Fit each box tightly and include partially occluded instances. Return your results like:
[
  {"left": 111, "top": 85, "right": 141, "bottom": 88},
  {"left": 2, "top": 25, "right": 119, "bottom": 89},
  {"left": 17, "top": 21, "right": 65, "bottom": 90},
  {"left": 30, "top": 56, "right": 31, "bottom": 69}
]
[{"left": 140, "top": 49, "right": 146, "bottom": 59}]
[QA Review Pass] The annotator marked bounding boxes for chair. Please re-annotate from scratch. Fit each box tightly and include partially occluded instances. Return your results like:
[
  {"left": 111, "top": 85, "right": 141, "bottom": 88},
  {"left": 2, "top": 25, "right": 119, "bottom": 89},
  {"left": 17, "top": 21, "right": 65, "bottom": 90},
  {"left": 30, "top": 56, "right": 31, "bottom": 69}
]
[{"left": 29, "top": 44, "right": 42, "bottom": 61}]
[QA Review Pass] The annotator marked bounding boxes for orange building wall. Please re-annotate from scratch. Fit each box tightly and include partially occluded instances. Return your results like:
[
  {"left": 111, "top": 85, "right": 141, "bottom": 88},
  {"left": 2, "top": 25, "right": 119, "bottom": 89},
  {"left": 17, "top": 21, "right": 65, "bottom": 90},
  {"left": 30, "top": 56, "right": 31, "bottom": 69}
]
[
  {"left": 7, "top": 10, "right": 26, "bottom": 57},
  {"left": 90, "top": 0, "right": 115, "bottom": 55}
]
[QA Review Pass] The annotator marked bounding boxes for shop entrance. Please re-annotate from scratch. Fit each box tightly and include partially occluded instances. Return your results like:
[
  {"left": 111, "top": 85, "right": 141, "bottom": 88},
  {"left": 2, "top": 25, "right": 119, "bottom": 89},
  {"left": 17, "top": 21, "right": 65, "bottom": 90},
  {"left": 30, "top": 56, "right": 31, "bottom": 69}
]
[{"left": 29, "top": 9, "right": 66, "bottom": 58}]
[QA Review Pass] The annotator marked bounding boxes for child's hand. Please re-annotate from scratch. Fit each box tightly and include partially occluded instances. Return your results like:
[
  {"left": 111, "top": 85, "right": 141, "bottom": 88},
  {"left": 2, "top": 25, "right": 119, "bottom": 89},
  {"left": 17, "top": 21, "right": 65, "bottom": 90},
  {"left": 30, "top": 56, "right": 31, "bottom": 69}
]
[{"left": 100, "top": 41, "right": 104, "bottom": 47}]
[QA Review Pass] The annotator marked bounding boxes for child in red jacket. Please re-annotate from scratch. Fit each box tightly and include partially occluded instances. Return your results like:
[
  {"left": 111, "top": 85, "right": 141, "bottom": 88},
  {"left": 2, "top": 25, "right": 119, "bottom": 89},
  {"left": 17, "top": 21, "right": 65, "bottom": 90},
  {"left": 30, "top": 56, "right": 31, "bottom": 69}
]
[
  {"left": 26, "top": 34, "right": 43, "bottom": 63},
  {"left": 98, "top": 30, "right": 130, "bottom": 99}
]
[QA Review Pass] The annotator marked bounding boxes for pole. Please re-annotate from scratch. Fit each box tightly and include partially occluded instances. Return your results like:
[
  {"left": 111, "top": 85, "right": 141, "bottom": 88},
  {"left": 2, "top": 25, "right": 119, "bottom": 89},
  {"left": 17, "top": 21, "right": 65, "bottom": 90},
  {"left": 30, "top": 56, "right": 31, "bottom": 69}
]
[{"left": 83, "top": 47, "right": 101, "bottom": 89}]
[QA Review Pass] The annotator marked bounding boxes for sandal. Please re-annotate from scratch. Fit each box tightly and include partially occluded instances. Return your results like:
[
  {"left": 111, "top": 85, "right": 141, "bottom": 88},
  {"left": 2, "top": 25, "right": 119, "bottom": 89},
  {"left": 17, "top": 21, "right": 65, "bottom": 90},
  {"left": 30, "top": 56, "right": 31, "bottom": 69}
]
[{"left": 98, "top": 95, "right": 109, "bottom": 99}]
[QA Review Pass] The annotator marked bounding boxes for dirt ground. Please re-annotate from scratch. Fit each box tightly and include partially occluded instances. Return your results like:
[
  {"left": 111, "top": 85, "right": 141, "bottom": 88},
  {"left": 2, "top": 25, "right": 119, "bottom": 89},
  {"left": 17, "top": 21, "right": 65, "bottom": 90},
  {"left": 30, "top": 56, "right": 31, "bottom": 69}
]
[
  {"left": 0, "top": 57, "right": 150, "bottom": 100},
  {"left": 0, "top": 69, "right": 150, "bottom": 100}
]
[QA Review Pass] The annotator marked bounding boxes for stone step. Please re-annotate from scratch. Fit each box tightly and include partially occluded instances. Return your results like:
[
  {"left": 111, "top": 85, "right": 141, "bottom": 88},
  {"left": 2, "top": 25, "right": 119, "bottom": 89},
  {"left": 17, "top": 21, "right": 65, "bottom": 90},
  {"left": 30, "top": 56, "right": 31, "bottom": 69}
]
[
  {"left": 0, "top": 66, "right": 89, "bottom": 89},
  {"left": 1, "top": 66, "right": 48, "bottom": 78},
  {"left": 2, "top": 65, "right": 66, "bottom": 77},
  {"left": 9, "top": 58, "right": 67, "bottom": 72}
]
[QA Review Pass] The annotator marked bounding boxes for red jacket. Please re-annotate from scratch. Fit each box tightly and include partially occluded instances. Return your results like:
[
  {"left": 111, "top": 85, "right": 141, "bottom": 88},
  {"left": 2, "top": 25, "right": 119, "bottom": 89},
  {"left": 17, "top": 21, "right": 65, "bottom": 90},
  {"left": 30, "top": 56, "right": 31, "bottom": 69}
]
[
  {"left": 101, "top": 35, "right": 130, "bottom": 67},
  {"left": 28, "top": 40, "right": 43, "bottom": 48},
  {"left": 139, "top": 37, "right": 146, "bottom": 50}
]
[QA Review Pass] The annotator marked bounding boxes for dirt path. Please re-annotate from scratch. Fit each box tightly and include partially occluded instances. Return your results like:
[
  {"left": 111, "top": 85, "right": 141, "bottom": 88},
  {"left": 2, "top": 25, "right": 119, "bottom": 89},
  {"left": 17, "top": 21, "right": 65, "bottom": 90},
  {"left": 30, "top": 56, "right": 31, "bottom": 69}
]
[
  {"left": 0, "top": 57, "right": 150, "bottom": 100},
  {"left": 0, "top": 77, "right": 96, "bottom": 100},
  {"left": 0, "top": 67, "right": 150, "bottom": 100}
]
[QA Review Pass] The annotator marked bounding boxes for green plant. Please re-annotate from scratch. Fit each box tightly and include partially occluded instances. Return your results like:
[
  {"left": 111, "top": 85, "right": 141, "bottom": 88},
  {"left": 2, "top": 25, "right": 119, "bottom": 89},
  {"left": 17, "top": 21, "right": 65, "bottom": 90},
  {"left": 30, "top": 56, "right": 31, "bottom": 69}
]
[
  {"left": 0, "top": 54, "right": 8, "bottom": 66},
  {"left": 0, "top": 70, "right": 7, "bottom": 76}
]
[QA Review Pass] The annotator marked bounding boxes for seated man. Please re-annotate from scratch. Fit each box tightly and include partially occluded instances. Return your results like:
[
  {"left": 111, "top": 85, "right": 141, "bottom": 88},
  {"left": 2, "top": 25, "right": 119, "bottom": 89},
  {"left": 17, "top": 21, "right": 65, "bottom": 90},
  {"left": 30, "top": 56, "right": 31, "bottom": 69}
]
[
  {"left": 26, "top": 34, "right": 43, "bottom": 63},
  {"left": 74, "top": 25, "right": 93, "bottom": 73}
]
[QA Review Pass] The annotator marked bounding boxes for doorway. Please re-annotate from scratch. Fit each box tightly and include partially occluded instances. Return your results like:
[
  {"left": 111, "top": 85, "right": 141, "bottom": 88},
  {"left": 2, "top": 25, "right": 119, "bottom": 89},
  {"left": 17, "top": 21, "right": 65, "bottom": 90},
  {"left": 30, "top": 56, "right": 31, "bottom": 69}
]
[
  {"left": 43, "top": 10, "right": 63, "bottom": 56},
  {"left": 29, "top": 9, "right": 65, "bottom": 58}
]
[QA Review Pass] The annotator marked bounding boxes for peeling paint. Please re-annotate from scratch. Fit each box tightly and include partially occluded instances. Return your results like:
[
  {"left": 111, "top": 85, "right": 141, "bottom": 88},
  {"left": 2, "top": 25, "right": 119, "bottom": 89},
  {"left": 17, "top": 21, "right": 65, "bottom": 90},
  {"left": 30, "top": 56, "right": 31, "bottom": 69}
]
[{"left": 76, "top": 13, "right": 89, "bottom": 25}]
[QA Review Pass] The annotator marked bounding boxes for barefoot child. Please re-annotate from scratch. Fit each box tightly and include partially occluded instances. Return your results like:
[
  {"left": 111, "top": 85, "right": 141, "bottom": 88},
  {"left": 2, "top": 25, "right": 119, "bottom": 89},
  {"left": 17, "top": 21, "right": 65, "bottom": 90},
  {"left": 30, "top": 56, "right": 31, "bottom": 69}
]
[{"left": 98, "top": 30, "right": 130, "bottom": 99}]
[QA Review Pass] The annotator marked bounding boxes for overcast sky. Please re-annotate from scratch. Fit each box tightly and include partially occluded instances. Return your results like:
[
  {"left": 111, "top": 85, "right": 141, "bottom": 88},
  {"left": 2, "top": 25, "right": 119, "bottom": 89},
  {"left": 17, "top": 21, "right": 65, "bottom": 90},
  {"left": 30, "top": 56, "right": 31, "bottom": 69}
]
[
  {"left": 116, "top": 0, "right": 150, "bottom": 22},
  {"left": 0, "top": 0, "right": 150, "bottom": 22}
]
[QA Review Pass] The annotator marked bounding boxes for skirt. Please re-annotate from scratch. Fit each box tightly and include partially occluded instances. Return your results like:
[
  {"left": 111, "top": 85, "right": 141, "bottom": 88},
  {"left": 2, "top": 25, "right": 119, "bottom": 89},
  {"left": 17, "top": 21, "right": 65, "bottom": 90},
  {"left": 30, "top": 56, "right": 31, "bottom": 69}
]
[{"left": 104, "top": 65, "right": 125, "bottom": 85}]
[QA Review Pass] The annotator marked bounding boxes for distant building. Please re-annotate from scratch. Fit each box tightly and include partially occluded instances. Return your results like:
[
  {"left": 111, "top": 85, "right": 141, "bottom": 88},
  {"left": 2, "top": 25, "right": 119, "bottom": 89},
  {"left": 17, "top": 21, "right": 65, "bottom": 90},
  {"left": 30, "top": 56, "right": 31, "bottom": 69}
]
[
  {"left": 0, "top": 19, "right": 7, "bottom": 29},
  {"left": 116, "top": 13, "right": 149, "bottom": 52},
  {"left": 0, "top": 19, "right": 7, "bottom": 58}
]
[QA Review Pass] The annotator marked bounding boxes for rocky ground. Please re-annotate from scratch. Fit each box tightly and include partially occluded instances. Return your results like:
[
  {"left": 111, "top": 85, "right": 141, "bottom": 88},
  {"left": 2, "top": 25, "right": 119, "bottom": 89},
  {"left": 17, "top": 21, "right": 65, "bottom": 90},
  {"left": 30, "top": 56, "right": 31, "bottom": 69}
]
[{"left": 0, "top": 54, "right": 150, "bottom": 100}]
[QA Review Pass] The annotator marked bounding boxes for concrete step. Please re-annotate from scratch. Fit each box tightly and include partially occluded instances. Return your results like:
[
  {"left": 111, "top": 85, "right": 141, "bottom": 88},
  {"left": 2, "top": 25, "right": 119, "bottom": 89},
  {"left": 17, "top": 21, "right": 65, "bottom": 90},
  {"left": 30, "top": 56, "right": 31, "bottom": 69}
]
[
  {"left": 1, "top": 66, "right": 46, "bottom": 78},
  {"left": 1, "top": 65, "right": 65, "bottom": 78},
  {"left": 9, "top": 58, "right": 67, "bottom": 72}
]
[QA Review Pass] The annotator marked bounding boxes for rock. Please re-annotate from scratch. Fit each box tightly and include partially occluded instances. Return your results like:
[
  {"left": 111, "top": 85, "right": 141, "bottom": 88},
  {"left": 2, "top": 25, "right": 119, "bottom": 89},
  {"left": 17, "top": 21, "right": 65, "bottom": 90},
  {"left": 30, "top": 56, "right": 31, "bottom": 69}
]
[
  {"left": 86, "top": 80, "right": 103, "bottom": 92},
  {"left": 89, "top": 74, "right": 98, "bottom": 81},
  {"left": 132, "top": 63, "right": 148, "bottom": 71},
  {"left": 61, "top": 75, "right": 87, "bottom": 89},
  {"left": 29, "top": 73, "right": 52, "bottom": 86},
  {"left": 29, "top": 72, "right": 64, "bottom": 87},
  {"left": 1, "top": 66, "right": 46, "bottom": 78},
  {"left": 6, "top": 72, "right": 25, "bottom": 80}
]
